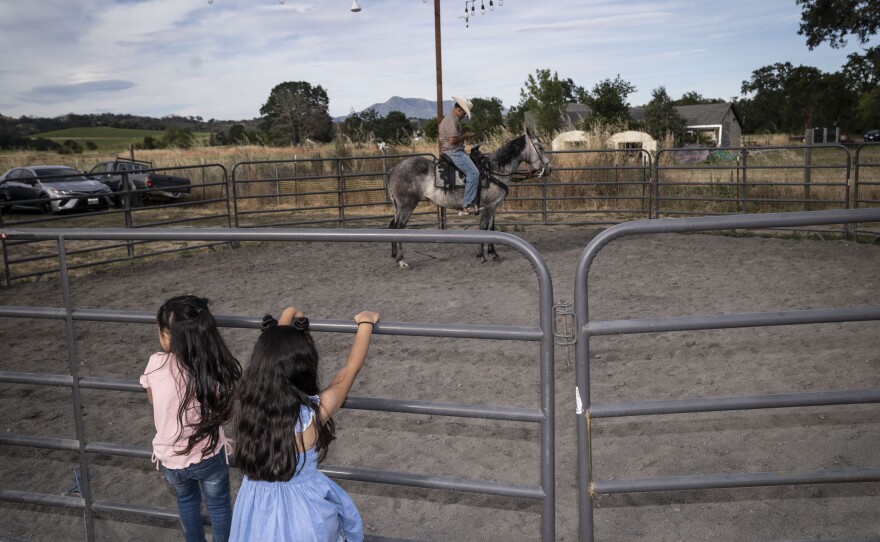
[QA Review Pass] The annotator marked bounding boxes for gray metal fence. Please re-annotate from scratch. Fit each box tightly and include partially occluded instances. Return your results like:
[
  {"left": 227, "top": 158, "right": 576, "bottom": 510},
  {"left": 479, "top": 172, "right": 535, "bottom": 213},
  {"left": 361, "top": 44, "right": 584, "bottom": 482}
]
[
  {"left": 571, "top": 207, "right": 880, "bottom": 542},
  {"left": 853, "top": 143, "right": 880, "bottom": 239},
  {"left": 654, "top": 145, "right": 851, "bottom": 218},
  {"left": 2, "top": 145, "right": 880, "bottom": 286},
  {"left": 0, "top": 163, "right": 231, "bottom": 284},
  {"left": 230, "top": 153, "right": 434, "bottom": 228},
  {"left": 0, "top": 227, "right": 556, "bottom": 542},
  {"left": 497, "top": 148, "right": 654, "bottom": 226}
]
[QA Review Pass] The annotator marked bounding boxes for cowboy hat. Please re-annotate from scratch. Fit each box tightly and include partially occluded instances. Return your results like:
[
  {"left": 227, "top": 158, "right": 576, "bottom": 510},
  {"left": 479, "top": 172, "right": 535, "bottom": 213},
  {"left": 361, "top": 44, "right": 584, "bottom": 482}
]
[{"left": 451, "top": 96, "right": 473, "bottom": 119}]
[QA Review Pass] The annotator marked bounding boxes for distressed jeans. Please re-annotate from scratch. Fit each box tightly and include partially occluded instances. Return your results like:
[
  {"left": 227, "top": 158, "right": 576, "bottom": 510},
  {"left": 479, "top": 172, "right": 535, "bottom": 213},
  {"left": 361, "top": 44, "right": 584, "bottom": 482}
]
[
  {"left": 162, "top": 450, "right": 231, "bottom": 542},
  {"left": 444, "top": 148, "right": 480, "bottom": 207}
]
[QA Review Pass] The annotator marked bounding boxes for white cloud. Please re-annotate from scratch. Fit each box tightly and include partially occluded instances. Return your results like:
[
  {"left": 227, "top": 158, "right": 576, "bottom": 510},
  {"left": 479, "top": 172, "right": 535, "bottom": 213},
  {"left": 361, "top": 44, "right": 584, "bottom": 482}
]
[{"left": 0, "top": 0, "right": 868, "bottom": 120}]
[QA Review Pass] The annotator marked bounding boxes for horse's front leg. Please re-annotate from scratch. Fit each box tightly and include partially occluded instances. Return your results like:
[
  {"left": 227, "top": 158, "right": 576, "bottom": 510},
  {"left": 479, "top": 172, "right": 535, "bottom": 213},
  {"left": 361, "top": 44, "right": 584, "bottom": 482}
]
[
  {"left": 475, "top": 211, "right": 494, "bottom": 263},
  {"left": 389, "top": 217, "right": 399, "bottom": 259},
  {"left": 485, "top": 213, "right": 500, "bottom": 260},
  {"left": 390, "top": 205, "right": 414, "bottom": 269}
]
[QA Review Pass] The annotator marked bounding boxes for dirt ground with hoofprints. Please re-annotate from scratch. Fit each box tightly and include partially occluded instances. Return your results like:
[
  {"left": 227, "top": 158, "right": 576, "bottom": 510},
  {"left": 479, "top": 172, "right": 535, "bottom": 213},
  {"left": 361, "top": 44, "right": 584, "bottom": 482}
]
[{"left": 1, "top": 224, "right": 879, "bottom": 541}]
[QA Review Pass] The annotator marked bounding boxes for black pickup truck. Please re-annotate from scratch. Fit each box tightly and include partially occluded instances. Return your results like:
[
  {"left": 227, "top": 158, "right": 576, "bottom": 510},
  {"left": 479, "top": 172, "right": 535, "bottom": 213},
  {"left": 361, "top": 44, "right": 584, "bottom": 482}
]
[{"left": 87, "top": 158, "right": 191, "bottom": 207}]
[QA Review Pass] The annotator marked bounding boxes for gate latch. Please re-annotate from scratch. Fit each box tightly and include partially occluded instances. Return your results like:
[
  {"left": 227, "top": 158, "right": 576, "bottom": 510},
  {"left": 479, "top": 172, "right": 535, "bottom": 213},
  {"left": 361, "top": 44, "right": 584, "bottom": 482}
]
[{"left": 552, "top": 300, "right": 576, "bottom": 346}]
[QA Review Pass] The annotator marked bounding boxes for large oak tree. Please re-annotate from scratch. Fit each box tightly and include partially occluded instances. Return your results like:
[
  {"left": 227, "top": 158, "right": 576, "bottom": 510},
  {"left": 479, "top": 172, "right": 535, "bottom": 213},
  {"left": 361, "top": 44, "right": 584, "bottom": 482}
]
[
  {"left": 797, "top": 0, "right": 879, "bottom": 49},
  {"left": 260, "top": 81, "right": 333, "bottom": 145}
]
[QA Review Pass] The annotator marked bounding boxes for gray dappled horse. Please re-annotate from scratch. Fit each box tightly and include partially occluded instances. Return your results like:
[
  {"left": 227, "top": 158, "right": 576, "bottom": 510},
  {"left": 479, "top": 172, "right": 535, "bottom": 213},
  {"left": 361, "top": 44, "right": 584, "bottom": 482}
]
[{"left": 387, "top": 129, "right": 552, "bottom": 268}]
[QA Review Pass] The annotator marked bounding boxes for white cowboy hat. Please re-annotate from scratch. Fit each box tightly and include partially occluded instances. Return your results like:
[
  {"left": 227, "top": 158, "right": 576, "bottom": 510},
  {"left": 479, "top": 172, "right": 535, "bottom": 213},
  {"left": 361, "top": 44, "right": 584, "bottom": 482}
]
[{"left": 451, "top": 96, "right": 473, "bottom": 119}]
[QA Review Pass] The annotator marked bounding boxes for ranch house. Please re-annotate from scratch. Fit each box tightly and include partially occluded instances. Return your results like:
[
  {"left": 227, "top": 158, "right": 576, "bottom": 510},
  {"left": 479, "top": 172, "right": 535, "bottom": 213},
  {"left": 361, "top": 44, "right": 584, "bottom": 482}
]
[{"left": 628, "top": 102, "right": 743, "bottom": 147}]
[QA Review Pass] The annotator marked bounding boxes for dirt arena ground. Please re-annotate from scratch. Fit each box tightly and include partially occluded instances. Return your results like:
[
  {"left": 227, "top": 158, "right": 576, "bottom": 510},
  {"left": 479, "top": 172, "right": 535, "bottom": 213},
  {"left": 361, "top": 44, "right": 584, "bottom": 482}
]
[{"left": 1, "top": 225, "right": 879, "bottom": 541}]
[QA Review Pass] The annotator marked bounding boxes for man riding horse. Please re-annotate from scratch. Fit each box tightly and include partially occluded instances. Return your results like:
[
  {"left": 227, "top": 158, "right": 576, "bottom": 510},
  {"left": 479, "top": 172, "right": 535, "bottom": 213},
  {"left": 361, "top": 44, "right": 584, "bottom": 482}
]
[{"left": 439, "top": 96, "right": 480, "bottom": 215}]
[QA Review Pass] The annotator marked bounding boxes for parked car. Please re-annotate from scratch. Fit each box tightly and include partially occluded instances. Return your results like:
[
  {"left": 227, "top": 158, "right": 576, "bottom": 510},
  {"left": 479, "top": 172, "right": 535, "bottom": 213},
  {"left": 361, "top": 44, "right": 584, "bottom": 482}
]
[
  {"left": 0, "top": 165, "right": 113, "bottom": 213},
  {"left": 865, "top": 129, "right": 880, "bottom": 142},
  {"left": 87, "top": 158, "right": 191, "bottom": 207}
]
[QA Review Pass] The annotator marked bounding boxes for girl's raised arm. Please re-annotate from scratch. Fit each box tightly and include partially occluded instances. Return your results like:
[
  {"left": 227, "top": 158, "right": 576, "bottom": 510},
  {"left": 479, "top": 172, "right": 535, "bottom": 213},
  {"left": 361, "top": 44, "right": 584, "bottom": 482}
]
[
  {"left": 319, "top": 310, "right": 380, "bottom": 420},
  {"left": 278, "top": 306, "right": 305, "bottom": 326}
]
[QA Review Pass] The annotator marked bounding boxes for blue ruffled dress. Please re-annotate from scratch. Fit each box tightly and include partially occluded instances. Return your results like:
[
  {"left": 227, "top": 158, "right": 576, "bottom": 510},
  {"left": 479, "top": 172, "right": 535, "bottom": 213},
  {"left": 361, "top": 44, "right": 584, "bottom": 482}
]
[{"left": 231, "top": 397, "right": 363, "bottom": 542}]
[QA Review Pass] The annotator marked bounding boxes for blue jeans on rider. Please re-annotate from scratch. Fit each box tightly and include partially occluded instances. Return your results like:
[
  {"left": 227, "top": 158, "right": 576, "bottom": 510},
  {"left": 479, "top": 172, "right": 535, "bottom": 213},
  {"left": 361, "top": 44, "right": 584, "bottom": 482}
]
[
  {"left": 445, "top": 148, "right": 480, "bottom": 208},
  {"left": 162, "top": 449, "right": 231, "bottom": 542}
]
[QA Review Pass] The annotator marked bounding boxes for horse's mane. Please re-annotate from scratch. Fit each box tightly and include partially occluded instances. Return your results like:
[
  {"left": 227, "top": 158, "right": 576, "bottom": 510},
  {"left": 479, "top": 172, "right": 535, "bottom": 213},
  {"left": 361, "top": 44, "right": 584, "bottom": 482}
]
[{"left": 491, "top": 135, "right": 526, "bottom": 166}]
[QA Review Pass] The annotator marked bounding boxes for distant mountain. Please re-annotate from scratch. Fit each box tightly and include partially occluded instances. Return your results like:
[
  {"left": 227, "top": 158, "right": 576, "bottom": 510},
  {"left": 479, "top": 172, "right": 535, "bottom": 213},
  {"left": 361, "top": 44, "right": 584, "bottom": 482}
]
[{"left": 335, "top": 96, "right": 454, "bottom": 122}]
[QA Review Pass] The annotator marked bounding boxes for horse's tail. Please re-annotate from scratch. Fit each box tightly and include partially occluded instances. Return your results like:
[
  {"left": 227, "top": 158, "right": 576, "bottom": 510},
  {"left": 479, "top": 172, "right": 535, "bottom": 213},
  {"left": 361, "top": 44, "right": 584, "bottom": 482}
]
[{"left": 385, "top": 164, "right": 399, "bottom": 210}]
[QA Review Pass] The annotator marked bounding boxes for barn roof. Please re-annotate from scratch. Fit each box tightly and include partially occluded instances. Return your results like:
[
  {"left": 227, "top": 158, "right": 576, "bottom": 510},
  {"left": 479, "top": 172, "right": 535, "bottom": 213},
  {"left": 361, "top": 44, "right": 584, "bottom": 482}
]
[
  {"left": 629, "top": 102, "right": 742, "bottom": 127},
  {"left": 535, "top": 102, "right": 743, "bottom": 131}
]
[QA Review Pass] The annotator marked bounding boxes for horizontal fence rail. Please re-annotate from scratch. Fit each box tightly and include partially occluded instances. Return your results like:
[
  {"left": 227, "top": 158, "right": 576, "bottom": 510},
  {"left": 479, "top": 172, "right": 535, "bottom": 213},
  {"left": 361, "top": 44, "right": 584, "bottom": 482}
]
[
  {"left": 572, "top": 207, "right": 880, "bottom": 542},
  {"left": 3, "top": 144, "right": 880, "bottom": 286},
  {"left": 0, "top": 227, "right": 556, "bottom": 542}
]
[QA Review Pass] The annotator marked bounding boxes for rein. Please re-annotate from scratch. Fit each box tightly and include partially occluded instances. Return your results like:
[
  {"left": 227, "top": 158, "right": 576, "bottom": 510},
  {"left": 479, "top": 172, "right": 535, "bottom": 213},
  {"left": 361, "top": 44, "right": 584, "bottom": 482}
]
[{"left": 510, "top": 168, "right": 544, "bottom": 182}]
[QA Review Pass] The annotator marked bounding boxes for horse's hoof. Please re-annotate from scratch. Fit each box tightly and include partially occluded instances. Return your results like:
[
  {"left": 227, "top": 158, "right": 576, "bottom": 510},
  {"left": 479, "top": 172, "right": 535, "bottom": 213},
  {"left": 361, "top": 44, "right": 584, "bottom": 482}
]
[{"left": 397, "top": 260, "right": 410, "bottom": 269}]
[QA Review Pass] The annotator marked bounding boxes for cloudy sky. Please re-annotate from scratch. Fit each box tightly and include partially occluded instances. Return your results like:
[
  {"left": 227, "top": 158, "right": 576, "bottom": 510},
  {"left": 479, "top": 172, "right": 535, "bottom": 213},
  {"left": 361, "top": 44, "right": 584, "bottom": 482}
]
[{"left": 0, "top": 0, "right": 869, "bottom": 121}]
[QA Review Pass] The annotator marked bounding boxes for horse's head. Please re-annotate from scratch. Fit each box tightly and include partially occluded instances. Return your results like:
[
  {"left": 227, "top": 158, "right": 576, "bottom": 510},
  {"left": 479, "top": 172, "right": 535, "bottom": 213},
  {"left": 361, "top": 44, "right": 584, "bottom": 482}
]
[{"left": 522, "top": 127, "right": 551, "bottom": 179}]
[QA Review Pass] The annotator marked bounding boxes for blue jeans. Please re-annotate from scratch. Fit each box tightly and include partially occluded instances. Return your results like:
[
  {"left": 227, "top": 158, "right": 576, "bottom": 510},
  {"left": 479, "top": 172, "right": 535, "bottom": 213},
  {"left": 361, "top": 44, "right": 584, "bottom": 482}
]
[
  {"left": 162, "top": 450, "right": 231, "bottom": 542},
  {"left": 445, "top": 148, "right": 480, "bottom": 207}
]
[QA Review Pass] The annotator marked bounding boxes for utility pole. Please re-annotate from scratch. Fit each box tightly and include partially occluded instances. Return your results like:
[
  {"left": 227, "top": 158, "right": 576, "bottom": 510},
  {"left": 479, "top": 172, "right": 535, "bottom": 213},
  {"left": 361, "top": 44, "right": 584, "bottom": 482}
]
[{"left": 433, "top": 0, "right": 447, "bottom": 228}]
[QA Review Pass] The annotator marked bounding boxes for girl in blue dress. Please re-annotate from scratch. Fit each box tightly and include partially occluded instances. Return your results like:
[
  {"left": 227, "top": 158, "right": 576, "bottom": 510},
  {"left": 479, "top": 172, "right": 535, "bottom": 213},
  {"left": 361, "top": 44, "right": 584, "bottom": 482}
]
[{"left": 231, "top": 306, "right": 379, "bottom": 542}]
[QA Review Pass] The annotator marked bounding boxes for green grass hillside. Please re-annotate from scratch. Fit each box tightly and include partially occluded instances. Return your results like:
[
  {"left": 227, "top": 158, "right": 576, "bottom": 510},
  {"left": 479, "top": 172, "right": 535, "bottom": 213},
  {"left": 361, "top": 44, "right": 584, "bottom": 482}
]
[{"left": 32, "top": 127, "right": 211, "bottom": 151}]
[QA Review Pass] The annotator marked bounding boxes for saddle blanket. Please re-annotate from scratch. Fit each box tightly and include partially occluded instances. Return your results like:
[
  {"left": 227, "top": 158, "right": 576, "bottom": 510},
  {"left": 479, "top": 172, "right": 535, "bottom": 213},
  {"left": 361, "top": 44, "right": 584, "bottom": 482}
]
[{"left": 434, "top": 158, "right": 489, "bottom": 190}]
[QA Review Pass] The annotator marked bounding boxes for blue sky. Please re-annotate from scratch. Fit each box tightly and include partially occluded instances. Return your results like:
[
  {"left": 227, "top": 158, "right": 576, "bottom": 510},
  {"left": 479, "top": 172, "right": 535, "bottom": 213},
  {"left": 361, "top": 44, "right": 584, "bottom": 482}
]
[{"left": 0, "top": 0, "right": 870, "bottom": 120}]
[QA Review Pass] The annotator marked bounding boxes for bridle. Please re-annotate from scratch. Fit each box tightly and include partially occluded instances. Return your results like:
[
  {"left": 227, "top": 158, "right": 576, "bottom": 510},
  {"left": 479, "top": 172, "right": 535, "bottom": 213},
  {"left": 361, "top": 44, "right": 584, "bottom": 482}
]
[
  {"left": 484, "top": 134, "right": 548, "bottom": 183},
  {"left": 520, "top": 134, "right": 547, "bottom": 180}
]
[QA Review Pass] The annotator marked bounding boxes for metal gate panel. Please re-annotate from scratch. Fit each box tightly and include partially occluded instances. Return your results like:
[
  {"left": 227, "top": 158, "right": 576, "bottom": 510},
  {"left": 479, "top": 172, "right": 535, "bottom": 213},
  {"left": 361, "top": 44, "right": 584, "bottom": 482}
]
[
  {"left": 0, "top": 227, "right": 556, "bottom": 542},
  {"left": 572, "top": 208, "right": 880, "bottom": 541}
]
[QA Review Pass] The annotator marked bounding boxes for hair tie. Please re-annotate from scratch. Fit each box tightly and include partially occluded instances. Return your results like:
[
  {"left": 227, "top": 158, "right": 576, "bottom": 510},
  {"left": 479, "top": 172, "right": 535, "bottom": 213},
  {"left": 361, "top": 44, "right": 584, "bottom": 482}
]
[
  {"left": 293, "top": 317, "right": 310, "bottom": 332},
  {"left": 261, "top": 314, "right": 278, "bottom": 330}
]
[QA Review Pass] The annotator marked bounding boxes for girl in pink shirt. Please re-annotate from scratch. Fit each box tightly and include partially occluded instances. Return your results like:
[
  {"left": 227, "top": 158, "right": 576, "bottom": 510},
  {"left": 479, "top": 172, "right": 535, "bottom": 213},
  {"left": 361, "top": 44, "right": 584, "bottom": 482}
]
[{"left": 141, "top": 295, "right": 241, "bottom": 542}]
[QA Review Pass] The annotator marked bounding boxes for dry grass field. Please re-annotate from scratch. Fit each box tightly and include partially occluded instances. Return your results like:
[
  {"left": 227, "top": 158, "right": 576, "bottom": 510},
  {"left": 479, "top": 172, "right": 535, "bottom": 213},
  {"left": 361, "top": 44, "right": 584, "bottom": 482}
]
[{"left": 2, "top": 134, "right": 878, "bottom": 218}]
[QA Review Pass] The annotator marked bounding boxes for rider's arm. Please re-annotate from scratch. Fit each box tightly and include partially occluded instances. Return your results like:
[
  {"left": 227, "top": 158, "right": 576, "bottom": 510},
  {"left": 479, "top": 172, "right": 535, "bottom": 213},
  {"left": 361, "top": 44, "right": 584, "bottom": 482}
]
[{"left": 448, "top": 132, "right": 476, "bottom": 145}]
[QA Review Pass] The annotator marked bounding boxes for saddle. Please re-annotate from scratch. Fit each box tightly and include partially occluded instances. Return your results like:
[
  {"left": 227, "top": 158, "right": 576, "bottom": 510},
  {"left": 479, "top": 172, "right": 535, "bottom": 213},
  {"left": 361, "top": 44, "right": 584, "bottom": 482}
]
[{"left": 434, "top": 145, "right": 491, "bottom": 190}]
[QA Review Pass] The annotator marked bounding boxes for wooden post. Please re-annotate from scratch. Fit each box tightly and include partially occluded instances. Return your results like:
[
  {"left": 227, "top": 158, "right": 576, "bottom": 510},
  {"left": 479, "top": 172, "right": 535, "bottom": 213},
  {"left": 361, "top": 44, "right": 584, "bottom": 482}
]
[{"left": 434, "top": 0, "right": 446, "bottom": 230}]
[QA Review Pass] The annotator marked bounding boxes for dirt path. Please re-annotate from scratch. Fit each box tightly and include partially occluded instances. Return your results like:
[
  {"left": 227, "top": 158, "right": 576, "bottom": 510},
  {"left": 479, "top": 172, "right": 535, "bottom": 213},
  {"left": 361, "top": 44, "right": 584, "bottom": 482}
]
[{"left": 1, "top": 226, "right": 878, "bottom": 541}]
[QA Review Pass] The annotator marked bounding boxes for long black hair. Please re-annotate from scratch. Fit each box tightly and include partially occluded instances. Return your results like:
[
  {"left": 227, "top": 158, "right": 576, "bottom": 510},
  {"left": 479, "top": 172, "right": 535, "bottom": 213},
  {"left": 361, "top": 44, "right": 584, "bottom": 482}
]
[
  {"left": 235, "top": 316, "right": 336, "bottom": 482},
  {"left": 156, "top": 295, "right": 241, "bottom": 458}
]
